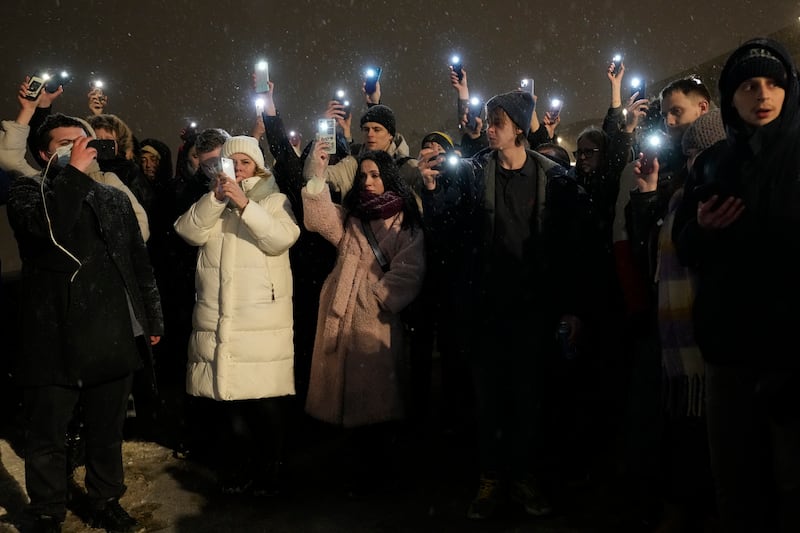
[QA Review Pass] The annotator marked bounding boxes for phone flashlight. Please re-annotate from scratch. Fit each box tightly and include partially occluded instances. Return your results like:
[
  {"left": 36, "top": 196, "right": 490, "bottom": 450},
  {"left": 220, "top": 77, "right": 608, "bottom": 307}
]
[
  {"left": 255, "top": 97, "right": 265, "bottom": 112},
  {"left": 550, "top": 98, "right": 563, "bottom": 119},
  {"left": 612, "top": 54, "right": 623, "bottom": 75},
  {"left": 450, "top": 54, "right": 463, "bottom": 81}
]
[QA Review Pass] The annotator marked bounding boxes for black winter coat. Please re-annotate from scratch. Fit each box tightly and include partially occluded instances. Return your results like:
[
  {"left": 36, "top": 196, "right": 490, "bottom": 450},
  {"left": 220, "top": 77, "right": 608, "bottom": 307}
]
[{"left": 7, "top": 165, "right": 163, "bottom": 387}]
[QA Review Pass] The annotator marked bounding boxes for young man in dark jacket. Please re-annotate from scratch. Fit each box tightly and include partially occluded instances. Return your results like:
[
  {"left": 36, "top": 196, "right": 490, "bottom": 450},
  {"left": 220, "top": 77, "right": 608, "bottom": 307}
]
[
  {"left": 673, "top": 37, "right": 800, "bottom": 532},
  {"left": 7, "top": 113, "right": 163, "bottom": 533},
  {"left": 420, "top": 90, "right": 581, "bottom": 521}
]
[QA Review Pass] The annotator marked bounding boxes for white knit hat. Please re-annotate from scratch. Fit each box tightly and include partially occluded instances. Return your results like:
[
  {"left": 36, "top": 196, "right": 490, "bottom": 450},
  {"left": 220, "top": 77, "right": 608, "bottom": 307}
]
[{"left": 221, "top": 135, "right": 265, "bottom": 169}]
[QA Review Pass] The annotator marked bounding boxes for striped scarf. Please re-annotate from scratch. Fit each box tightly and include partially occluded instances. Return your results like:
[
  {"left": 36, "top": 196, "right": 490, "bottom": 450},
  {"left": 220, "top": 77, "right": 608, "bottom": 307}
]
[{"left": 655, "top": 188, "right": 705, "bottom": 417}]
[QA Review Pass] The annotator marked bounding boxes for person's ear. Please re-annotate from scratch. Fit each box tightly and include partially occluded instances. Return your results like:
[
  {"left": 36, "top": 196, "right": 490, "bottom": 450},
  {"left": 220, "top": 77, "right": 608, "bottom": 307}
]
[{"left": 698, "top": 99, "right": 710, "bottom": 114}]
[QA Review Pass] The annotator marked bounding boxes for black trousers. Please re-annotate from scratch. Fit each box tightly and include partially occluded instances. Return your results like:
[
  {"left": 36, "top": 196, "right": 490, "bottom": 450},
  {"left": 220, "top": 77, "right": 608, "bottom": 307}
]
[{"left": 23, "top": 374, "right": 133, "bottom": 520}]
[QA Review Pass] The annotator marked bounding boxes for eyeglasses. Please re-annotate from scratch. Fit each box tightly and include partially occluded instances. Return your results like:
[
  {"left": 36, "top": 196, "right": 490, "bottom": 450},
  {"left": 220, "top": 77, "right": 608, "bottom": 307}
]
[{"left": 572, "top": 148, "right": 600, "bottom": 158}]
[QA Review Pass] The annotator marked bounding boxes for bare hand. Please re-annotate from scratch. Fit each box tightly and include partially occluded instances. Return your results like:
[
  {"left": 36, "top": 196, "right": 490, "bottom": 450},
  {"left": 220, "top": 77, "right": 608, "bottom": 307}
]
[
  {"left": 417, "top": 147, "right": 444, "bottom": 190},
  {"left": 697, "top": 196, "right": 745, "bottom": 230},
  {"left": 633, "top": 155, "right": 659, "bottom": 192},
  {"left": 68, "top": 136, "right": 97, "bottom": 173},
  {"left": 450, "top": 67, "right": 469, "bottom": 100},
  {"left": 363, "top": 80, "right": 381, "bottom": 104},
  {"left": 150, "top": 336, "right": 161, "bottom": 346},
  {"left": 624, "top": 98, "right": 649, "bottom": 132},
  {"left": 309, "top": 140, "right": 330, "bottom": 178}
]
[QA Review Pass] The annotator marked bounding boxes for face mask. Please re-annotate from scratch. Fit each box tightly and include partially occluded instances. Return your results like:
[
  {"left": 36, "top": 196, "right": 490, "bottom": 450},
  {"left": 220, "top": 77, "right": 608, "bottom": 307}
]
[{"left": 54, "top": 144, "right": 72, "bottom": 167}]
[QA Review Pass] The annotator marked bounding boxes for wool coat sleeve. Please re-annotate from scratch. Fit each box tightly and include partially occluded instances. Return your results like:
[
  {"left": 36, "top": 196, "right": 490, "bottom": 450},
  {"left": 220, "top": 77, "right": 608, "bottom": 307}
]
[
  {"left": 0, "top": 119, "right": 39, "bottom": 176},
  {"left": 302, "top": 148, "right": 357, "bottom": 196},
  {"left": 301, "top": 181, "right": 346, "bottom": 247}
]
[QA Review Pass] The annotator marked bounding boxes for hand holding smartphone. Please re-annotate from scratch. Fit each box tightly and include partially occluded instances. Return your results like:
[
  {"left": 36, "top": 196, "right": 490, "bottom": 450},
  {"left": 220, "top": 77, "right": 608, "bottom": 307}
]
[
  {"left": 364, "top": 67, "right": 382, "bottom": 95},
  {"left": 316, "top": 118, "right": 337, "bottom": 154},
  {"left": 520, "top": 78, "right": 534, "bottom": 95},
  {"left": 24, "top": 76, "right": 46, "bottom": 100},
  {"left": 549, "top": 98, "right": 563, "bottom": 120},
  {"left": 255, "top": 60, "right": 270, "bottom": 93},
  {"left": 450, "top": 55, "right": 464, "bottom": 82}
]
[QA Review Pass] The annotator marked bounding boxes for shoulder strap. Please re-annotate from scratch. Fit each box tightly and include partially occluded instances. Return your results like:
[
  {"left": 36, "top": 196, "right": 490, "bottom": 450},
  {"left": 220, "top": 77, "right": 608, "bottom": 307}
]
[{"left": 360, "top": 219, "right": 390, "bottom": 272}]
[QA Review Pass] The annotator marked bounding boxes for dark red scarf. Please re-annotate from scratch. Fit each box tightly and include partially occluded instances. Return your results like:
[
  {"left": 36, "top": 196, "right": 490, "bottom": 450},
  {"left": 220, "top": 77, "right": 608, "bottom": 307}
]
[{"left": 355, "top": 190, "right": 404, "bottom": 220}]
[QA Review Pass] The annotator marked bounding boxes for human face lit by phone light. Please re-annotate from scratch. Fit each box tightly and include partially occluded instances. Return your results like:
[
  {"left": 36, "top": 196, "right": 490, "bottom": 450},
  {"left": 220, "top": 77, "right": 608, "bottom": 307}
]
[
  {"left": 186, "top": 145, "right": 200, "bottom": 175},
  {"left": 230, "top": 153, "right": 257, "bottom": 183},
  {"left": 574, "top": 139, "right": 601, "bottom": 174},
  {"left": 732, "top": 77, "right": 785, "bottom": 127},
  {"left": 361, "top": 122, "right": 392, "bottom": 151},
  {"left": 359, "top": 159, "right": 385, "bottom": 195},
  {"left": 140, "top": 150, "right": 160, "bottom": 180}
]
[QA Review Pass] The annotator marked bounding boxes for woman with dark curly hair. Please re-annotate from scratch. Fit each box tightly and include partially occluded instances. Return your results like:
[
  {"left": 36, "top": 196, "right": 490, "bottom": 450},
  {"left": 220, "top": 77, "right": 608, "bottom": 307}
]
[{"left": 301, "top": 143, "right": 425, "bottom": 492}]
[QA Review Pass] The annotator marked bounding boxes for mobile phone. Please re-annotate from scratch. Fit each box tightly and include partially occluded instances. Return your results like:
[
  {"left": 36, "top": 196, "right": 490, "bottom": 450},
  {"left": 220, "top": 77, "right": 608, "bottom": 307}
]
[
  {"left": 450, "top": 55, "right": 463, "bottom": 82},
  {"left": 611, "top": 54, "right": 623, "bottom": 76},
  {"left": 316, "top": 118, "right": 336, "bottom": 154},
  {"left": 221, "top": 156, "right": 236, "bottom": 180},
  {"left": 255, "top": 60, "right": 270, "bottom": 93},
  {"left": 364, "top": 66, "right": 382, "bottom": 95},
  {"left": 694, "top": 181, "right": 735, "bottom": 210},
  {"left": 630, "top": 77, "right": 646, "bottom": 100},
  {"left": 520, "top": 78, "right": 534, "bottom": 95},
  {"left": 465, "top": 96, "right": 483, "bottom": 131},
  {"left": 46, "top": 70, "right": 71, "bottom": 93},
  {"left": 24, "top": 76, "right": 46, "bottom": 100},
  {"left": 88, "top": 139, "right": 117, "bottom": 161},
  {"left": 333, "top": 89, "right": 351, "bottom": 120},
  {"left": 549, "top": 98, "right": 563, "bottom": 120},
  {"left": 639, "top": 133, "right": 662, "bottom": 174}
]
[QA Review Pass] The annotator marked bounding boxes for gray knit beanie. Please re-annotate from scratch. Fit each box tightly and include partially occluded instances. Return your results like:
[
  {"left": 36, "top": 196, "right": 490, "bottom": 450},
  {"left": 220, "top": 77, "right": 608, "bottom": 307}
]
[
  {"left": 485, "top": 91, "right": 535, "bottom": 135},
  {"left": 681, "top": 109, "right": 726, "bottom": 156}
]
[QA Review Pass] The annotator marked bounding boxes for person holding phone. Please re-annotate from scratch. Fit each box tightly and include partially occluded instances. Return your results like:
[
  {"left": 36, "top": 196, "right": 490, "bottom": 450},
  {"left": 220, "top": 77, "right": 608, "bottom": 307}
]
[
  {"left": 301, "top": 144, "right": 424, "bottom": 494},
  {"left": 673, "top": 37, "right": 800, "bottom": 532},
  {"left": 175, "top": 135, "right": 300, "bottom": 496},
  {"left": 7, "top": 114, "right": 163, "bottom": 533}
]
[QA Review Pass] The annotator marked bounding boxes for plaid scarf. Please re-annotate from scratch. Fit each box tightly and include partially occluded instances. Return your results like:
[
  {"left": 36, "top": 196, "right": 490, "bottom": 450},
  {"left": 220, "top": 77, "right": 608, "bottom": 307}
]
[
  {"left": 655, "top": 188, "right": 705, "bottom": 417},
  {"left": 354, "top": 190, "right": 405, "bottom": 220}
]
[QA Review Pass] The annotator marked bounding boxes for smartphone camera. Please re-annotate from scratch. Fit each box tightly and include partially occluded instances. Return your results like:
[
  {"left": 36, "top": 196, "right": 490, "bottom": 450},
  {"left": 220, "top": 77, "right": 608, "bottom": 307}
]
[
  {"left": 630, "top": 77, "right": 646, "bottom": 100},
  {"left": 450, "top": 55, "right": 463, "bottom": 82},
  {"left": 333, "top": 89, "right": 351, "bottom": 120},
  {"left": 255, "top": 97, "right": 265, "bottom": 113},
  {"left": 640, "top": 132, "right": 663, "bottom": 174},
  {"left": 24, "top": 75, "right": 46, "bottom": 100},
  {"left": 316, "top": 118, "right": 337, "bottom": 155},
  {"left": 364, "top": 67, "right": 382, "bottom": 95},
  {"left": 45, "top": 70, "right": 71, "bottom": 93},
  {"left": 549, "top": 98, "right": 563, "bottom": 120},
  {"left": 465, "top": 96, "right": 483, "bottom": 131},
  {"left": 520, "top": 78, "right": 534, "bottom": 95},
  {"left": 255, "top": 60, "right": 270, "bottom": 93},
  {"left": 88, "top": 139, "right": 117, "bottom": 161},
  {"left": 611, "top": 54, "right": 623, "bottom": 76}
]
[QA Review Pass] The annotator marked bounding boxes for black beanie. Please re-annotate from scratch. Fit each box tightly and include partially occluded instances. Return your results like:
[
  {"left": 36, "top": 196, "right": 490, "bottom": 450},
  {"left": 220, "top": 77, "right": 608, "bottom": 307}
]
[
  {"left": 360, "top": 104, "right": 396, "bottom": 136},
  {"left": 723, "top": 46, "right": 788, "bottom": 93},
  {"left": 485, "top": 91, "right": 535, "bottom": 135},
  {"left": 421, "top": 131, "right": 454, "bottom": 151}
]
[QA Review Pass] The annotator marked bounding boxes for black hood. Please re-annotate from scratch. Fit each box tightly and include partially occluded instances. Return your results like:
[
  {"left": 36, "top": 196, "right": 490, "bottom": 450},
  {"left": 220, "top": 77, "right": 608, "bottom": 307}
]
[{"left": 718, "top": 37, "right": 799, "bottom": 140}]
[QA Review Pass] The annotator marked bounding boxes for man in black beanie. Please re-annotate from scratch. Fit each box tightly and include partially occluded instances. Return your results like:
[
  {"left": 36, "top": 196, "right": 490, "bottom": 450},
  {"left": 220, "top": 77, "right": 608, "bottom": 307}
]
[
  {"left": 419, "top": 90, "right": 581, "bottom": 521},
  {"left": 305, "top": 103, "right": 421, "bottom": 200}
]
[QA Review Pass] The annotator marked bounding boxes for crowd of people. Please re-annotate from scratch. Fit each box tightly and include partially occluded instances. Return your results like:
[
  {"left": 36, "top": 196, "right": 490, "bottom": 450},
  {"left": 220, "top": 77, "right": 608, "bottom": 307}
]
[{"left": 0, "top": 36, "right": 798, "bottom": 533}]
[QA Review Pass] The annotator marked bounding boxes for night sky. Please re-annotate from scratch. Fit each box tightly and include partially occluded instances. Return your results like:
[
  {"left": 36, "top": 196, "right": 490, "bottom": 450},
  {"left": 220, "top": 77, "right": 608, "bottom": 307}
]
[{"left": 2, "top": 1, "right": 798, "bottom": 156}]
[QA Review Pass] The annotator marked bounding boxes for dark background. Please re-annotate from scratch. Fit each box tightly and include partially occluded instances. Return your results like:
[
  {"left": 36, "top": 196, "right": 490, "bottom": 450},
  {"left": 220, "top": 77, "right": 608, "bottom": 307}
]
[{"left": 1, "top": 1, "right": 798, "bottom": 155}]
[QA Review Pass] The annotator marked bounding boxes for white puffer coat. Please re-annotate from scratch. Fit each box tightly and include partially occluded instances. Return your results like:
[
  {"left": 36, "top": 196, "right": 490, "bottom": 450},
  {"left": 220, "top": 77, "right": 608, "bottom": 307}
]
[{"left": 175, "top": 174, "right": 300, "bottom": 400}]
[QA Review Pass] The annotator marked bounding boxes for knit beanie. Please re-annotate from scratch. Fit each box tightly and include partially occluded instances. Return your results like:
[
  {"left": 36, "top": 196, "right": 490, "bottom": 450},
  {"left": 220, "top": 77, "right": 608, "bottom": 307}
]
[
  {"left": 360, "top": 105, "right": 396, "bottom": 136},
  {"left": 221, "top": 135, "right": 265, "bottom": 169},
  {"left": 723, "top": 46, "right": 788, "bottom": 93},
  {"left": 486, "top": 91, "right": 535, "bottom": 135},
  {"left": 681, "top": 109, "right": 726, "bottom": 156},
  {"left": 421, "top": 131, "right": 454, "bottom": 151}
]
